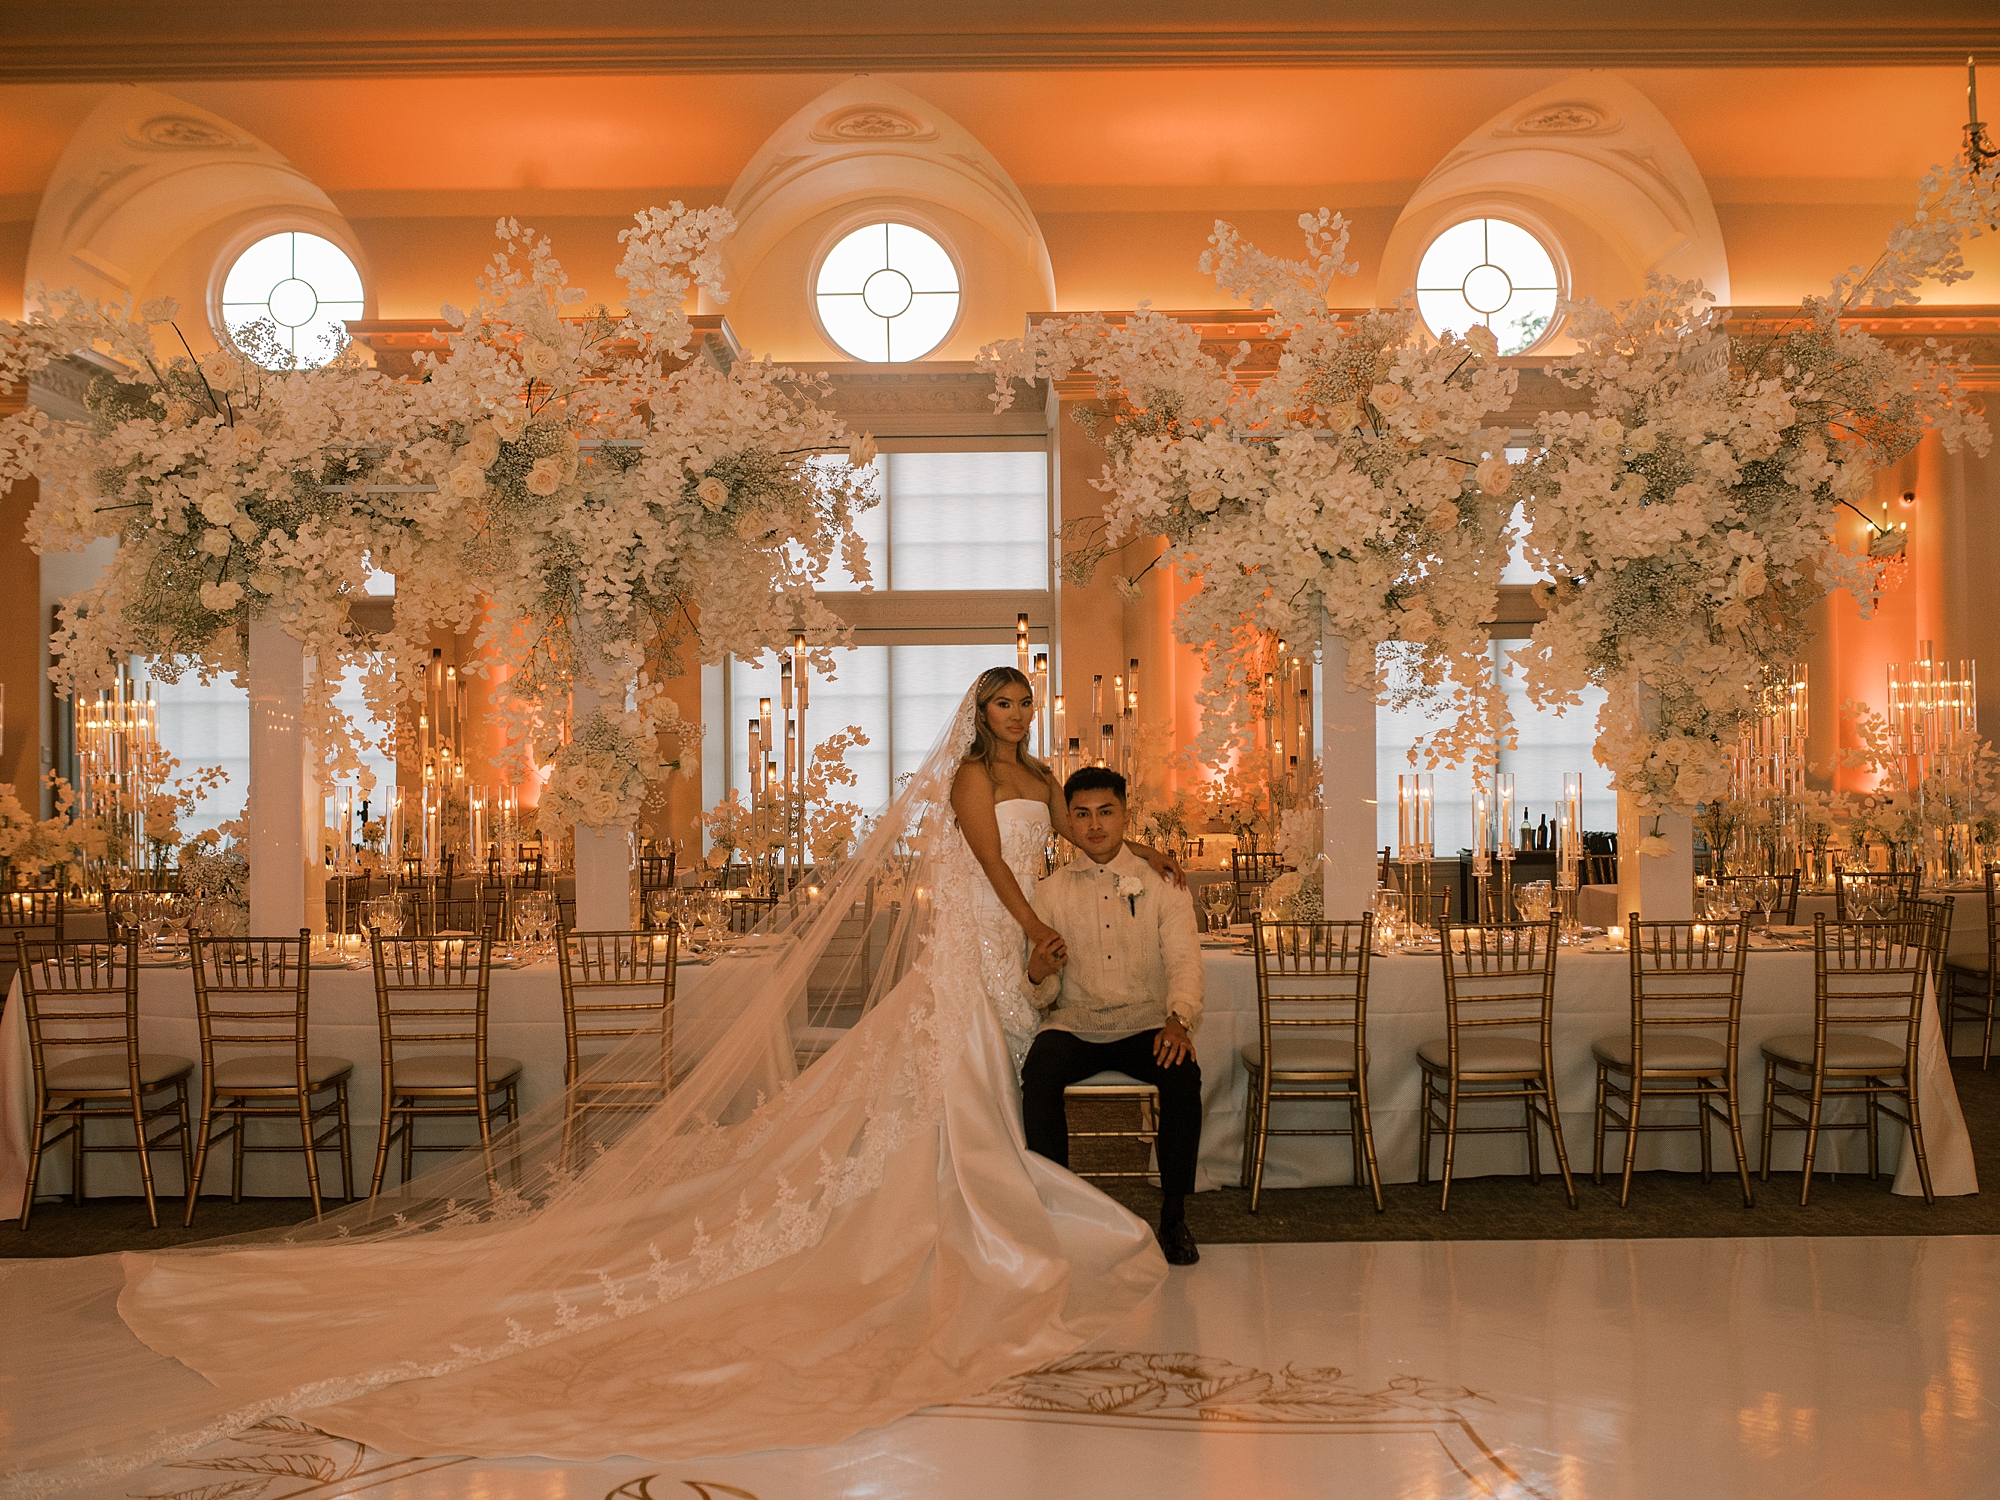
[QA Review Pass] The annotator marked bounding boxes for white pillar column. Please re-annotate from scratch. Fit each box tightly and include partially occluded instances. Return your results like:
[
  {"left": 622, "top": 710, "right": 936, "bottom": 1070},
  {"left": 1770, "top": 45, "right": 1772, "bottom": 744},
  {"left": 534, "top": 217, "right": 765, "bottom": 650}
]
[
  {"left": 1319, "top": 630, "right": 1379, "bottom": 920},
  {"left": 569, "top": 675, "right": 633, "bottom": 930},
  {"left": 1615, "top": 797, "right": 1694, "bottom": 923},
  {"left": 247, "top": 611, "right": 307, "bottom": 935}
]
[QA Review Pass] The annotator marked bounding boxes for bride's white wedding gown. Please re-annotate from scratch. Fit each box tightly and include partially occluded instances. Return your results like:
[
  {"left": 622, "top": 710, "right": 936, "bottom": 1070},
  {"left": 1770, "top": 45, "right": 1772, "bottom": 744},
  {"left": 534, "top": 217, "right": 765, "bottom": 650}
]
[{"left": 2, "top": 751, "right": 1165, "bottom": 1492}]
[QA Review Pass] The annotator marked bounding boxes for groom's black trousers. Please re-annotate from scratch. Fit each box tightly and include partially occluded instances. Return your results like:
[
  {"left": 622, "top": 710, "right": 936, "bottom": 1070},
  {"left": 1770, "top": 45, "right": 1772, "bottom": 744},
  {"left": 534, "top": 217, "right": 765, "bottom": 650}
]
[{"left": 1020, "top": 1027, "right": 1202, "bottom": 1195}]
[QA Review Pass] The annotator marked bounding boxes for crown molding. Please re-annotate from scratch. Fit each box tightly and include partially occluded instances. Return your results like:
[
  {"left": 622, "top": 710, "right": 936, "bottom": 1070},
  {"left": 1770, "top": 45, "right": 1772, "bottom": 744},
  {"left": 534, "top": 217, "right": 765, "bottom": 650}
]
[{"left": 2, "top": 4, "right": 1996, "bottom": 79}]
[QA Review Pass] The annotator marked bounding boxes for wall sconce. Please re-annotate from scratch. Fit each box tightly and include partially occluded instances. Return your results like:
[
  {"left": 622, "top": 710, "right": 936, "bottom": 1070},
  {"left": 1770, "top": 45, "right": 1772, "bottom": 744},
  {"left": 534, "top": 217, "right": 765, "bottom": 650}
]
[{"left": 1899, "top": 490, "right": 1918, "bottom": 508}]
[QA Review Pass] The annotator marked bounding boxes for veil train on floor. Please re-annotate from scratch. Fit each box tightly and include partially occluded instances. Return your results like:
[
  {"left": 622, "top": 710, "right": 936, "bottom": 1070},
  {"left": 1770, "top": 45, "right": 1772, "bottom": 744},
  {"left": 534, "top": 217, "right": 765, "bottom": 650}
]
[{"left": 0, "top": 682, "right": 1166, "bottom": 1496}]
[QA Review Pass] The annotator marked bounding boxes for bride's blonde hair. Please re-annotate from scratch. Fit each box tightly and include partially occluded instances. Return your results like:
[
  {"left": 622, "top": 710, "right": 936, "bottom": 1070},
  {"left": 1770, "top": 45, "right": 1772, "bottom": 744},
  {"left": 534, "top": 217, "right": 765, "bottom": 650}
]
[{"left": 963, "top": 666, "right": 1055, "bottom": 788}]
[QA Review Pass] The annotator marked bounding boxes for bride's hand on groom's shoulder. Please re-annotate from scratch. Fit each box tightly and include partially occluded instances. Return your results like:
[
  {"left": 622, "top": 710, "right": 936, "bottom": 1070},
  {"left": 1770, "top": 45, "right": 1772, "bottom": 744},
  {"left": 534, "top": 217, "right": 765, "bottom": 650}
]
[{"left": 1137, "top": 844, "right": 1187, "bottom": 887}]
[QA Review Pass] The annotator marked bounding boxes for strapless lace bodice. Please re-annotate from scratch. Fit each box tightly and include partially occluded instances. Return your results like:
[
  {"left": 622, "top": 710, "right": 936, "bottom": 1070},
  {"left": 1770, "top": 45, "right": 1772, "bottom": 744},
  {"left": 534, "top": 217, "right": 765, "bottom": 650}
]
[{"left": 928, "top": 798, "right": 1050, "bottom": 1074}]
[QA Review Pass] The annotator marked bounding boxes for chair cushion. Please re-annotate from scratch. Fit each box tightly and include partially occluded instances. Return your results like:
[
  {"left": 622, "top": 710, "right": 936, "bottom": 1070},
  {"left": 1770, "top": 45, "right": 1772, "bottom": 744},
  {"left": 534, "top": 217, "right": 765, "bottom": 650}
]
[
  {"left": 1241, "top": 1037, "right": 1358, "bottom": 1077},
  {"left": 1416, "top": 1036, "right": 1544, "bottom": 1075},
  {"left": 1065, "top": 1069, "right": 1157, "bottom": 1095},
  {"left": 1760, "top": 1032, "right": 1908, "bottom": 1071},
  {"left": 1591, "top": 1033, "right": 1728, "bottom": 1073},
  {"left": 390, "top": 1054, "right": 523, "bottom": 1091},
  {"left": 211, "top": 1053, "right": 353, "bottom": 1090},
  {"left": 46, "top": 1053, "right": 193, "bottom": 1092}
]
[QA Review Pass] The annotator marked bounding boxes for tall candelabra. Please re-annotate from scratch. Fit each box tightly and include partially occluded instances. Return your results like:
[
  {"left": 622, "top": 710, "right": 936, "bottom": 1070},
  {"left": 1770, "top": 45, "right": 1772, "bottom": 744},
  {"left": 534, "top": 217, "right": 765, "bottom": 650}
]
[
  {"left": 742, "top": 633, "right": 815, "bottom": 898},
  {"left": 1885, "top": 641, "right": 1979, "bottom": 880},
  {"left": 1263, "top": 638, "right": 1315, "bottom": 813},
  {"left": 1472, "top": 771, "right": 1516, "bottom": 923},
  {"left": 1725, "top": 664, "right": 1810, "bottom": 878},
  {"left": 73, "top": 671, "right": 161, "bottom": 884},
  {"left": 1396, "top": 773, "right": 1434, "bottom": 933}
]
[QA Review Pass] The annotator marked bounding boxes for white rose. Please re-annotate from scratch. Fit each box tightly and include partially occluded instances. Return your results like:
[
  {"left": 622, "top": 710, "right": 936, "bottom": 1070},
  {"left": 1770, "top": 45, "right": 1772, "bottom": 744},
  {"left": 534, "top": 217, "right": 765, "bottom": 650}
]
[
  {"left": 1631, "top": 426, "right": 1659, "bottom": 452},
  {"left": 1426, "top": 497, "right": 1461, "bottom": 532},
  {"left": 1475, "top": 455, "right": 1513, "bottom": 495},
  {"left": 197, "top": 529, "right": 233, "bottom": 558},
  {"left": 1463, "top": 325, "right": 1500, "bottom": 358},
  {"left": 1593, "top": 417, "right": 1625, "bottom": 445},
  {"left": 230, "top": 516, "right": 260, "bottom": 543},
  {"left": 198, "top": 351, "right": 243, "bottom": 392},
  {"left": 848, "top": 432, "right": 877, "bottom": 468},
  {"left": 199, "top": 580, "right": 244, "bottom": 612},
  {"left": 1322, "top": 402, "right": 1361, "bottom": 432},
  {"left": 735, "top": 510, "right": 777, "bottom": 542},
  {"left": 467, "top": 424, "right": 501, "bottom": 469},
  {"left": 444, "top": 462, "right": 488, "bottom": 500},
  {"left": 489, "top": 408, "right": 521, "bottom": 440},
  {"left": 1188, "top": 482, "right": 1223, "bottom": 513},
  {"left": 696, "top": 476, "right": 729, "bottom": 512},
  {"left": 525, "top": 457, "right": 565, "bottom": 497},
  {"left": 521, "top": 341, "right": 562, "bottom": 379},
  {"left": 199, "top": 493, "right": 237, "bottom": 526},
  {"left": 1369, "top": 381, "right": 1404, "bottom": 411},
  {"left": 1735, "top": 560, "right": 1768, "bottom": 599}
]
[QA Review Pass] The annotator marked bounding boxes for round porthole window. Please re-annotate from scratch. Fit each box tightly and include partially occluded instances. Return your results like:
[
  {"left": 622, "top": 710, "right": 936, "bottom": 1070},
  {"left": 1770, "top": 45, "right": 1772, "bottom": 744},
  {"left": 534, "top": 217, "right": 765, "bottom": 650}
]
[
  {"left": 219, "top": 231, "right": 365, "bottom": 368},
  {"left": 1414, "top": 217, "right": 1561, "bottom": 355},
  {"left": 814, "top": 222, "right": 961, "bottom": 362}
]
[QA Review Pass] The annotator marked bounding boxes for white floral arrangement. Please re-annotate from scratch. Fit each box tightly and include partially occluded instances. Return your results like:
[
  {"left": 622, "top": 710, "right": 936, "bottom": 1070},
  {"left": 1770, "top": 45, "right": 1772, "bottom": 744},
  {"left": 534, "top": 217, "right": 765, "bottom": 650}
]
[
  {"left": 984, "top": 210, "right": 1520, "bottom": 769},
  {"left": 1262, "top": 866, "right": 1324, "bottom": 921},
  {"left": 388, "top": 211, "right": 878, "bottom": 795},
  {"left": 1515, "top": 156, "right": 1997, "bottom": 817},
  {"left": 1, "top": 296, "right": 414, "bottom": 782},
  {"left": 538, "top": 704, "right": 685, "bottom": 832}
]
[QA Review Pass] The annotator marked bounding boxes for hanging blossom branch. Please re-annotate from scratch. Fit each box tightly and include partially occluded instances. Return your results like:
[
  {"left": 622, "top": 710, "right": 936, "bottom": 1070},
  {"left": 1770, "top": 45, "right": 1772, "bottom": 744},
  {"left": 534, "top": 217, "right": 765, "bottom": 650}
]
[
  {"left": 389, "top": 208, "right": 879, "bottom": 811},
  {"left": 1516, "top": 153, "right": 1998, "bottom": 821},
  {"left": 982, "top": 209, "right": 1520, "bottom": 770}
]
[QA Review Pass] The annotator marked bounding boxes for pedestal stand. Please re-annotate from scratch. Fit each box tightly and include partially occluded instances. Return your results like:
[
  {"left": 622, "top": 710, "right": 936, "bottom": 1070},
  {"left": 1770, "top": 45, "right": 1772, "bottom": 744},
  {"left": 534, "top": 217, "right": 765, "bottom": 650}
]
[
  {"left": 1318, "top": 630, "right": 1378, "bottom": 921},
  {"left": 246, "top": 612, "right": 309, "bottom": 935},
  {"left": 1615, "top": 800, "right": 1695, "bottom": 923},
  {"left": 570, "top": 675, "right": 634, "bottom": 931}
]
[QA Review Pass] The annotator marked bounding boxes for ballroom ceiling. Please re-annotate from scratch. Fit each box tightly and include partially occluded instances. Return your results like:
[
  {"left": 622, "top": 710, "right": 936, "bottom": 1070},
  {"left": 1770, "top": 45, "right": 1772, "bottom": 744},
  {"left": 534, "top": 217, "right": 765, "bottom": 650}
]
[
  {"left": 1, "top": 1, "right": 1995, "bottom": 76},
  {"left": 0, "top": 66, "right": 1980, "bottom": 206}
]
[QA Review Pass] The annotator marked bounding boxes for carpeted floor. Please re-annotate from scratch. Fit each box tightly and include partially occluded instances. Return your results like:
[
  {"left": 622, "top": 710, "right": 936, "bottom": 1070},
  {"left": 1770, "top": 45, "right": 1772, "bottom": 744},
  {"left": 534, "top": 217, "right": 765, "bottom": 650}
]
[{"left": 8, "top": 1058, "right": 1995, "bottom": 1258}]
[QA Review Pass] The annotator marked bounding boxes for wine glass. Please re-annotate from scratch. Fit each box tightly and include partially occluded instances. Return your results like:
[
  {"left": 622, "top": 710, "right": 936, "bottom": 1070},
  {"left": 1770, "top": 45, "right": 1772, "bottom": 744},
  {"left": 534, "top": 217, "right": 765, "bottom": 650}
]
[
  {"left": 1751, "top": 876, "right": 1778, "bottom": 928},
  {"left": 1369, "top": 886, "right": 1405, "bottom": 950},
  {"left": 1201, "top": 882, "right": 1235, "bottom": 933},
  {"left": 647, "top": 888, "right": 681, "bottom": 933}
]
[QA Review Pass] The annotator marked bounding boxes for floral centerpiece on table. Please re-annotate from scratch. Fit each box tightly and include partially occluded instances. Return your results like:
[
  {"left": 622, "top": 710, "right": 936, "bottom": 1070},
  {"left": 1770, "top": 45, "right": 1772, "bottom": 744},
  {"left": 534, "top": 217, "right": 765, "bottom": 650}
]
[
  {"left": 1515, "top": 154, "right": 1998, "bottom": 822},
  {"left": 1837, "top": 697, "right": 2000, "bottom": 878},
  {"left": 1262, "top": 802, "right": 1327, "bottom": 919},
  {"left": 389, "top": 212, "right": 878, "bottom": 823},
  {"left": 984, "top": 210, "right": 1521, "bottom": 769}
]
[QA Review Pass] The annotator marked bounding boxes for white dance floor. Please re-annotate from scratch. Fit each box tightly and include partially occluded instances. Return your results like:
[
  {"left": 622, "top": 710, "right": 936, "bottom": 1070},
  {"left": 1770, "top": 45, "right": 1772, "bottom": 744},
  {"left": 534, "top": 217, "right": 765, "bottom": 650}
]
[{"left": 89, "top": 1234, "right": 1999, "bottom": 1500}]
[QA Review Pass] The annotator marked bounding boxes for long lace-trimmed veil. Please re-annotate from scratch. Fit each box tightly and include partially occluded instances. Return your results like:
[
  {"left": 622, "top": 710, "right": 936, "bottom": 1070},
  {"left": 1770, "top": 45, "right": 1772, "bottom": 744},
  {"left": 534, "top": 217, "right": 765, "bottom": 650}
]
[{"left": 2, "top": 679, "right": 1163, "bottom": 1495}]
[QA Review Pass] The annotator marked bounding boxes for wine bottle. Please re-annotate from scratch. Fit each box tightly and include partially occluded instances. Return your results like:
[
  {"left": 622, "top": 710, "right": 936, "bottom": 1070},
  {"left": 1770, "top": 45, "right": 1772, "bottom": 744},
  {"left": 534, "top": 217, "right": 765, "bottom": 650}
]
[
  {"left": 1519, "top": 810, "right": 1533, "bottom": 851},
  {"left": 1537, "top": 814, "right": 1549, "bottom": 850}
]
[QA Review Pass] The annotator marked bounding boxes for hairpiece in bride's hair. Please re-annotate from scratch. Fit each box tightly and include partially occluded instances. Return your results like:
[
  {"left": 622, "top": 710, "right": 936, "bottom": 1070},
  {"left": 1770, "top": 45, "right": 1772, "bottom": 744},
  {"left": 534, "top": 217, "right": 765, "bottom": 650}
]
[{"left": 963, "top": 666, "right": 1052, "bottom": 785}]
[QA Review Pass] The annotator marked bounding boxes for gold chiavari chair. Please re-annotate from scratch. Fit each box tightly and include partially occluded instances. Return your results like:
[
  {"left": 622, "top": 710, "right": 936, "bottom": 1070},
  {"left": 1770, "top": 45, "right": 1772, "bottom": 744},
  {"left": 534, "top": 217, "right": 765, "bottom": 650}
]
[
  {"left": 1593, "top": 915, "right": 1753, "bottom": 1209},
  {"left": 0, "top": 888, "right": 65, "bottom": 1006},
  {"left": 724, "top": 894, "right": 782, "bottom": 935},
  {"left": 484, "top": 851, "right": 545, "bottom": 883},
  {"left": 187, "top": 931, "right": 354, "bottom": 1224},
  {"left": 1395, "top": 883, "right": 1451, "bottom": 932},
  {"left": 412, "top": 892, "right": 498, "bottom": 937},
  {"left": 637, "top": 851, "right": 677, "bottom": 897},
  {"left": 398, "top": 854, "right": 457, "bottom": 889},
  {"left": 1898, "top": 893, "right": 1954, "bottom": 1000},
  {"left": 1945, "top": 867, "right": 2000, "bottom": 1066},
  {"left": 1834, "top": 868, "right": 1921, "bottom": 920},
  {"left": 1713, "top": 871, "right": 1801, "bottom": 925},
  {"left": 367, "top": 934, "right": 520, "bottom": 1198},
  {"left": 1759, "top": 914, "right": 1937, "bottom": 1205},
  {"left": 556, "top": 929, "right": 677, "bottom": 1161},
  {"left": 1243, "top": 916, "right": 1381, "bottom": 1213},
  {"left": 1417, "top": 918, "right": 1575, "bottom": 1212},
  {"left": 1580, "top": 852, "right": 1618, "bottom": 888},
  {"left": 14, "top": 936, "right": 191, "bottom": 1228},
  {"left": 1232, "top": 850, "right": 1290, "bottom": 922}
]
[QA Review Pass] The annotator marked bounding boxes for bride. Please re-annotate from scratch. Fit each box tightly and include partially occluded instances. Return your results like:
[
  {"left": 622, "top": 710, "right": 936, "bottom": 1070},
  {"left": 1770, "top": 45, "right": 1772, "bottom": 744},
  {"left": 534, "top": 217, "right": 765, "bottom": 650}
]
[{"left": 3, "top": 668, "right": 1175, "bottom": 1492}]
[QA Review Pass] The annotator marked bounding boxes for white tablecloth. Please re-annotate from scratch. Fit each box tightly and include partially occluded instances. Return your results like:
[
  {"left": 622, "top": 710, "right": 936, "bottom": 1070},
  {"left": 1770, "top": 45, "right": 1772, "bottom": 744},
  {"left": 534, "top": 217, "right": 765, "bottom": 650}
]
[
  {"left": 1190, "top": 943, "right": 1976, "bottom": 1198},
  {"left": 3, "top": 940, "right": 1978, "bottom": 1207},
  {"left": 0, "top": 950, "right": 791, "bottom": 1206}
]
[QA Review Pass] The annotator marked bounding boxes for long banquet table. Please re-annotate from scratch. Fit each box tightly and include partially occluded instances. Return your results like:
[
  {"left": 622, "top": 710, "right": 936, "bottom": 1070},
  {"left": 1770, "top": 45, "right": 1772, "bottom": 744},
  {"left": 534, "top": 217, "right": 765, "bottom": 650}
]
[{"left": 0, "top": 934, "right": 1978, "bottom": 1206}]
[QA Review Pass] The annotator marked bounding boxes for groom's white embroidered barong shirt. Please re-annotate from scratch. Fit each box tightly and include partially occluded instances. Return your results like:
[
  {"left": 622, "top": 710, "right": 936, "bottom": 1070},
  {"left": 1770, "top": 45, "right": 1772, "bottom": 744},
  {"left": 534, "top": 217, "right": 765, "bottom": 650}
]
[{"left": 1027, "top": 848, "right": 1203, "bottom": 1043}]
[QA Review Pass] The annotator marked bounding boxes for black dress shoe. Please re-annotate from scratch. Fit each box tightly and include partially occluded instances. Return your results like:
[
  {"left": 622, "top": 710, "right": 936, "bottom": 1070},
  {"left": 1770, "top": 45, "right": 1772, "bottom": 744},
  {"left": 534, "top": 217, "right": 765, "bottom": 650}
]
[{"left": 1157, "top": 1220, "right": 1200, "bottom": 1266}]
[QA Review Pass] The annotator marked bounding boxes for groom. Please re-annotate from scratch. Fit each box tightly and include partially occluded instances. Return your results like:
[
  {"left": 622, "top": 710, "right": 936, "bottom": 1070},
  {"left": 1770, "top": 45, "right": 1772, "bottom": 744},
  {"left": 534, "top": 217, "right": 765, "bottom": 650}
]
[{"left": 1023, "top": 767, "right": 1204, "bottom": 1266}]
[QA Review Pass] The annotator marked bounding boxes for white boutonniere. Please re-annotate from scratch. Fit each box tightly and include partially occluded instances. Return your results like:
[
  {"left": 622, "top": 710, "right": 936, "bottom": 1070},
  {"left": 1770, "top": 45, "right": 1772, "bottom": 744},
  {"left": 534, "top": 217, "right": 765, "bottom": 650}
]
[{"left": 1116, "top": 873, "right": 1146, "bottom": 915}]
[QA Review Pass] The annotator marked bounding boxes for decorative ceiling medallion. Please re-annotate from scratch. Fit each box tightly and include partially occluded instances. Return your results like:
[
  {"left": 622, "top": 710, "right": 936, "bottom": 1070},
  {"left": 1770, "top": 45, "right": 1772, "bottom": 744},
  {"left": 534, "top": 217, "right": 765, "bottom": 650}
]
[
  {"left": 131, "top": 115, "right": 241, "bottom": 150},
  {"left": 1510, "top": 104, "right": 1609, "bottom": 135},
  {"left": 810, "top": 106, "right": 936, "bottom": 144}
]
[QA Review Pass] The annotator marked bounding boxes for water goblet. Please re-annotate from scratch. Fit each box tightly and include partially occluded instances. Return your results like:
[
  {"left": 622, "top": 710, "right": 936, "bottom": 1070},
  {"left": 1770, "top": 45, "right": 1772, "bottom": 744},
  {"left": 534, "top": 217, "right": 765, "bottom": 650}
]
[{"left": 1201, "top": 882, "right": 1235, "bottom": 933}]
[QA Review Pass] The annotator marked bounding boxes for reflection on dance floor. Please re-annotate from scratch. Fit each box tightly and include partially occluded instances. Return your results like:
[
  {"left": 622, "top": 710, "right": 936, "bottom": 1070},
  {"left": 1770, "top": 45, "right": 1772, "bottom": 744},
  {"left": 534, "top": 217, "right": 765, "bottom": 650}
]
[{"left": 112, "top": 1236, "right": 1995, "bottom": 1500}]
